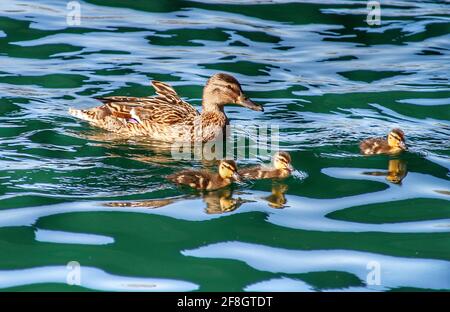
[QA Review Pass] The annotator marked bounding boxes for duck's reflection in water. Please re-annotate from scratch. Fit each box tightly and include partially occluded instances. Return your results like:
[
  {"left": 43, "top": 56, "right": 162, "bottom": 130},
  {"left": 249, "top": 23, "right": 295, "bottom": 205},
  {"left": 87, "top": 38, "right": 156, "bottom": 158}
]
[
  {"left": 363, "top": 159, "right": 408, "bottom": 184},
  {"left": 203, "top": 188, "right": 251, "bottom": 214},
  {"left": 263, "top": 183, "right": 288, "bottom": 209},
  {"left": 104, "top": 197, "right": 179, "bottom": 208},
  {"left": 74, "top": 130, "right": 236, "bottom": 164},
  {"left": 105, "top": 183, "right": 289, "bottom": 214},
  {"left": 104, "top": 189, "right": 248, "bottom": 214}
]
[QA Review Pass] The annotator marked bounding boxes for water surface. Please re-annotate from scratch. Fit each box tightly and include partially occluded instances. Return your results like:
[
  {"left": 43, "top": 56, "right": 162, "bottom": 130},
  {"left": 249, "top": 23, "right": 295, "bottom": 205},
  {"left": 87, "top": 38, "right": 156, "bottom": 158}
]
[{"left": 0, "top": 0, "right": 449, "bottom": 291}]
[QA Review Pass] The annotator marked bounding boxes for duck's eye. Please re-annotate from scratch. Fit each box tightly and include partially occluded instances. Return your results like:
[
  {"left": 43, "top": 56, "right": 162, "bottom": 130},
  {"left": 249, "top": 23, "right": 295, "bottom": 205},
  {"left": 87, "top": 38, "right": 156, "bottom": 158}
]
[{"left": 226, "top": 85, "right": 240, "bottom": 94}]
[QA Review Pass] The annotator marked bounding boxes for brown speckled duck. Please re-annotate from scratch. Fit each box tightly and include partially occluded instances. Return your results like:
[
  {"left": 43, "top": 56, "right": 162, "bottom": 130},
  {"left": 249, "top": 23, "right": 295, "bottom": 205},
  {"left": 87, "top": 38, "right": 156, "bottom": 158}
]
[
  {"left": 239, "top": 151, "right": 293, "bottom": 180},
  {"left": 360, "top": 128, "right": 407, "bottom": 155},
  {"left": 69, "top": 73, "right": 263, "bottom": 143},
  {"left": 167, "top": 160, "right": 241, "bottom": 191}
]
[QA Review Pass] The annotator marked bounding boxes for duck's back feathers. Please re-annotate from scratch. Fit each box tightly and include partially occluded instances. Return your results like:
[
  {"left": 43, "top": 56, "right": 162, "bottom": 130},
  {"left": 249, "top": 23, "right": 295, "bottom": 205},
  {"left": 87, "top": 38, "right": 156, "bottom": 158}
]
[
  {"left": 239, "top": 166, "right": 290, "bottom": 180},
  {"left": 167, "top": 170, "right": 211, "bottom": 190},
  {"left": 97, "top": 80, "right": 199, "bottom": 120},
  {"left": 69, "top": 80, "right": 201, "bottom": 140},
  {"left": 359, "top": 137, "right": 390, "bottom": 155},
  {"left": 151, "top": 80, "right": 180, "bottom": 100}
]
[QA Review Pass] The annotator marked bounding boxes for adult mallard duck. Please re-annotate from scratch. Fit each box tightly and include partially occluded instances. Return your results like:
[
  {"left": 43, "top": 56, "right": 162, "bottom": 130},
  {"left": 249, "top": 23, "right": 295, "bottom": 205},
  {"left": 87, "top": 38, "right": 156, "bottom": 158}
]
[
  {"left": 239, "top": 151, "right": 293, "bottom": 180},
  {"left": 360, "top": 128, "right": 407, "bottom": 155},
  {"left": 167, "top": 160, "right": 241, "bottom": 191},
  {"left": 69, "top": 73, "right": 263, "bottom": 143}
]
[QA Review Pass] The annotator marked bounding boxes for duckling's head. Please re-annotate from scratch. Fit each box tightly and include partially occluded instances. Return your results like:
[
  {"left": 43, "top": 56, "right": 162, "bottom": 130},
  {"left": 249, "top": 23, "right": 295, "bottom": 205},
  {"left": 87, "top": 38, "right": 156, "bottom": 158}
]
[
  {"left": 387, "top": 128, "right": 407, "bottom": 151},
  {"left": 273, "top": 151, "right": 293, "bottom": 171},
  {"left": 203, "top": 73, "right": 263, "bottom": 112},
  {"left": 218, "top": 159, "right": 241, "bottom": 181}
]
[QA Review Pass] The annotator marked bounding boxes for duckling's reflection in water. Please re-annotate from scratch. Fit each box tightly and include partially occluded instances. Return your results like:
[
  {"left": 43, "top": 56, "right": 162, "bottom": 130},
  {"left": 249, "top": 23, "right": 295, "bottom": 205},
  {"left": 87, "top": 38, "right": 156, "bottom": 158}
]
[
  {"left": 104, "top": 188, "right": 252, "bottom": 214},
  {"left": 105, "top": 183, "right": 289, "bottom": 213},
  {"left": 104, "top": 197, "right": 182, "bottom": 208},
  {"left": 206, "top": 183, "right": 290, "bottom": 213},
  {"left": 263, "top": 183, "right": 289, "bottom": 209},
  {"left": 202, "top": 188, "right": 251, "bottom": 214},
  {"left": 363, "top": 159, "right": 408, "bottom": 184}
]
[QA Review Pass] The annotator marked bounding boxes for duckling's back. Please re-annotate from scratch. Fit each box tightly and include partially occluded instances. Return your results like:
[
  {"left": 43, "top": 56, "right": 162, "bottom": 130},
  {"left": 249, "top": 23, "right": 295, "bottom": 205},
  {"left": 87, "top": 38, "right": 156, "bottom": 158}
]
[
  {"left": 167, "top": 170, "right": 212, "bottom": 190},
  {"left": 239, "top": 166, "right": 290, "bottom": 180},
  {"left": 359, "top": 137, "right": 389, "bottom": 155}
]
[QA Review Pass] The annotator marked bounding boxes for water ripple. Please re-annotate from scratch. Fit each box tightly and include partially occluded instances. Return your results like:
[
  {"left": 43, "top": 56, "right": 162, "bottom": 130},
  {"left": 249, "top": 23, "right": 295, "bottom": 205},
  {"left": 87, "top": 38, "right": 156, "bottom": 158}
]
[
  {"left": 0, "top": 266, "right": 198, "bottom": 291},
  {"left": 182, "top": 241, "right": 450, "bottom": 291}
]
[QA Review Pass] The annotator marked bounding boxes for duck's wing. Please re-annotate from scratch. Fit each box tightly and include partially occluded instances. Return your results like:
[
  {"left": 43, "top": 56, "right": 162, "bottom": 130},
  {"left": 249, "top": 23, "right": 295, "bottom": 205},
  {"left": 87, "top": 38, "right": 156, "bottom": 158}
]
[{"left": 95, "top": 80, "right": 199, "bottom": 124}]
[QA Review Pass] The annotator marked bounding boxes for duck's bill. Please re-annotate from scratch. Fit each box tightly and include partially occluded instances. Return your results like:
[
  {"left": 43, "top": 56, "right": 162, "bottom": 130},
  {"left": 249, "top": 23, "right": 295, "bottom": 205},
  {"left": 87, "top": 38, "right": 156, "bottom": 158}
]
[
  {"left": 232, "top": 172, "right": 242, "bottom": 182},
  {"left": 400, "top": 141, "right": 408, "bottom": 151},
  {"left": 238, "top": 98, "right": 264, "bottom": 112}
]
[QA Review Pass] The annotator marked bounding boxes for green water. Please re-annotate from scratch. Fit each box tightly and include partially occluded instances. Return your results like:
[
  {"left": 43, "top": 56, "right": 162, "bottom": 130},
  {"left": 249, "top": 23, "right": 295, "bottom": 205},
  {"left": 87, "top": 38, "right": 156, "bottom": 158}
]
[{"left": 0, "top": 0, "right": 449, "bottom": 291}]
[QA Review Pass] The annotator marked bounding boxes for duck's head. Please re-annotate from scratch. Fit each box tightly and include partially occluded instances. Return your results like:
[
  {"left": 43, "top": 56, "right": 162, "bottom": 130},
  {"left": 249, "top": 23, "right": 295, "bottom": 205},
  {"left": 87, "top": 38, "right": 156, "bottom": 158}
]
[
  {"left": 203, "top": 73, "right": 263, "bottom": 112},
  {"left": 387, "top": 128, "right": 407, "bottom": 151},
  {"left": 273, "top": 151, "right": 293, "bottom": 171},
  {"left": 218, "top": 159, "right": 241, "bottom": 182}
]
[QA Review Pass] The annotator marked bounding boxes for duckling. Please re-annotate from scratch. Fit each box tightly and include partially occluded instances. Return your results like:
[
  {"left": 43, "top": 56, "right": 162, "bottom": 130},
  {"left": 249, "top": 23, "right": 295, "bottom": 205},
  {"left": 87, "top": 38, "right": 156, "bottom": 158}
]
[
  {"left": 69, "top": 73, "right": 263, "bottom": 143},
  {"left": 360, "top": 128, "right": 407, "bottom": 155},
  {"left": 167, "top": 160, "right": 241, "bottom": 191},
  {"left": 238, "top": 151, "right": 293, "bottom": 180}
]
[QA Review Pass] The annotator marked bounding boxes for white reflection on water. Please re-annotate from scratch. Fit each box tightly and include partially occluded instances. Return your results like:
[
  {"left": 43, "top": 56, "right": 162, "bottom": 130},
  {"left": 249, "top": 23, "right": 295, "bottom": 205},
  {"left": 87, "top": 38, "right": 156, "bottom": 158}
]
[
  {"left": 35, "top": 229, "right": 114, "bottom": 245},
  {"left": 0, "top": 168, "right": 448, "bottom": 233},
  {"left": 182, "top": 241, "right": 450, "bottom": 291},
  {"left": 267, "top": 168, "right": 450, "bottom": 232},
  {"left": 245, "top": 277, "right": 314, "bottom": 292},
  {"left": 244, "top": 277, "right": 374, "bottom": 292},
  {"left": 0, "top": 266, "right": 198, "bottom": 291},
  {"left": 397, "top": 98, "right": 450, "bottom": 106}
]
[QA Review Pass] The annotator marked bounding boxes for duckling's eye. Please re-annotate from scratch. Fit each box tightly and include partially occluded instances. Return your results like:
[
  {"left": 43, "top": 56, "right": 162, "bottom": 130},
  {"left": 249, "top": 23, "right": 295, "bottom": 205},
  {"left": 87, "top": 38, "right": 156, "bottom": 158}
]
[
  {"left": 276, "top": 157, "right": 288, "bottom": 164},
  {"left": 226, "top": 85, "right": 234, "bottom": 91},
  {"left": 223, "top": 164, "right": 236, "bottom": 173}
]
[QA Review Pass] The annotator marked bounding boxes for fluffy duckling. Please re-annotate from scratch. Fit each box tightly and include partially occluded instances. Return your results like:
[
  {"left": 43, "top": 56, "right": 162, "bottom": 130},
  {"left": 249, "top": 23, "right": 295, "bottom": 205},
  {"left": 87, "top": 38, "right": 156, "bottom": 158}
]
[
  {"left": 239, "top": 151, "right": 293, "bottom": 180},
  {"left": 167, "top": 160, "right": 241, "bottom": 191},
  {"left": 360, "top": 128, "right": 407, "bottom": 155}
]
